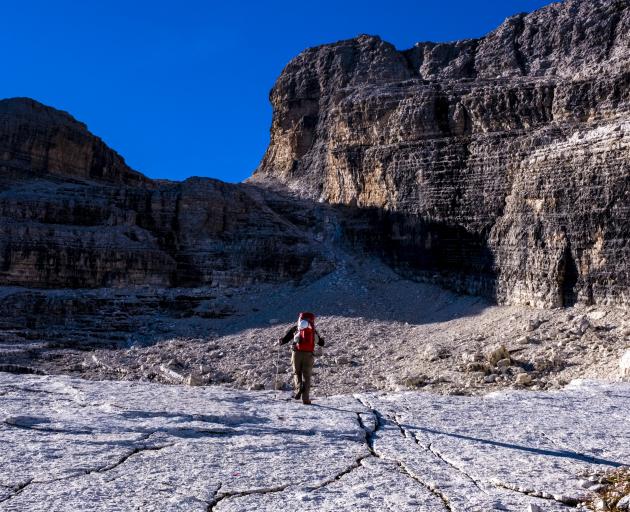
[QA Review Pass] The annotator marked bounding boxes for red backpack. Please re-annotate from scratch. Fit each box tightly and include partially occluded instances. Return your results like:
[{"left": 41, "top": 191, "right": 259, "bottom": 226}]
[{"left": 295, "top": 311, "right": 315, "bottom": 352}]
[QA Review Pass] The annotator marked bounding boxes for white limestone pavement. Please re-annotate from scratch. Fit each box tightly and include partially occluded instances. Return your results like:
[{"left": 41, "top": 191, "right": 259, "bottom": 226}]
[
  {"left": 359, "top": 380, "right": 630, "bottom": 511},
  {"left": 0, "top": 374, "right": 627, "bottom": 511}
]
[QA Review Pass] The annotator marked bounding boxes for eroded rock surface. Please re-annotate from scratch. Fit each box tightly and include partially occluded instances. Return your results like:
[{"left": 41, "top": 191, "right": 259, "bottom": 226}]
[
  {"left": 252, "top": 0, "right": 630, "bottom": 307},
  {"left": 0, "top": 97, "right": 149, "bottom": 187},
  {"left": 0, "top": 98, "right": 331, "bottom": 288},
  {"left": 0, "top": 374, "right": 627, "bottom": 511}
]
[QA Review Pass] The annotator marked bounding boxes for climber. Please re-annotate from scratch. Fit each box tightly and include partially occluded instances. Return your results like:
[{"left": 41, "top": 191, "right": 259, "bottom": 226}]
[{"left": 277, "top": 312, "right": 325, "bottom": 405}]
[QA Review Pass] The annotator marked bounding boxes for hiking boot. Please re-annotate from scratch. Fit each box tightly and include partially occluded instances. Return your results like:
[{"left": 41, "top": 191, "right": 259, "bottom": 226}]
[
  {"left": 302, "top": 399, "right": 312, "bottom": 405},
  {"left": 293, "top": 382, "right": 304, "bottom": 400}
]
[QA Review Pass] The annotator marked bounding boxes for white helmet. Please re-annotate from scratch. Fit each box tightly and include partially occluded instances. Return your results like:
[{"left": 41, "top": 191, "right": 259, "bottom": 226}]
[{"left": 298, "top": 319, "right": 310, "bottom": 330}]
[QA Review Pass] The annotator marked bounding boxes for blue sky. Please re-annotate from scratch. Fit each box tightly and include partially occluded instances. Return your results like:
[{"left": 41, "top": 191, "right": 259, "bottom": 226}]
[{"left": 1, "top": 0, "right": 550, "bottom": 183}]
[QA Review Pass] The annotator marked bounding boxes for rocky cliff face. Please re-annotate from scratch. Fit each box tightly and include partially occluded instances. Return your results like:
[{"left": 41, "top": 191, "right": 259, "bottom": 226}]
[
  {"left": 252, "top": 0, "right": 630, "bottom": 307},
  {"left": 0, "top": 98, "right": 149, "bottom": 187},
  {"left": 0, "top": 0, "right": 628, "bottom": 308},
  {"left": 0, "top": 98, "right": 330, "bottom": 289}
]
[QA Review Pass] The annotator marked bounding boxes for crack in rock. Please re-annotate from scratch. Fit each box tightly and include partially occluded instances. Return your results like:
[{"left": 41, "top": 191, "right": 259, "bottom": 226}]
[
  {"left": 94, "top": 441, "right": 175, "bottom": 474},
  {"left": 301, "top": 455, "right": 373, "bottom": 495},
  {"left": 354, "top": 396, "right": 453, "bottom": 511},
  {"left": 207, "top": 483, "right": 290, "bottom": 511},
  {"left": 0, "top": 479, "right": 33, "bottom": 505},
  {"left": 356, "top": 397, "right": 586, "bottom": 511},
  {"left": 0, "top": 433, "right": 174, "bottom": 506},
  {"left": 427, "top": 441, "right": 489, "bottom": 496},
  {"left": 206, "top": 482, "right": 222, "bottom": 511},
  {"left": 207, "top": 410, "right": 381, "bottom": 510},
  {"left": 390, "top": 411, "right": 495, "bottom": 507},
  {"left": 492, "top": 480, "right": 579, "bottom": 507},
  {"left": 356, "top": 408, "right": 379, "bottom": 456},
  {"left": 385, "top": 456, "right": 453, "bottom": 512},
  {"left": 289, "top": 412, "right": 380, "bottom": 492}
]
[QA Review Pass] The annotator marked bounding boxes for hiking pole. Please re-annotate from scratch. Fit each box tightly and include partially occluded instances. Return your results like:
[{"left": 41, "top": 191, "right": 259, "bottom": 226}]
[{"left": 274, "top": 341, "right": 281, "bottom": 400}]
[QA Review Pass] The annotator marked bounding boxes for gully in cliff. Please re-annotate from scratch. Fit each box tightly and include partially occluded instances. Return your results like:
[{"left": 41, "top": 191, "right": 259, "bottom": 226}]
[{"left": 277, "top": 312, "right": 326, "bottom": 405}]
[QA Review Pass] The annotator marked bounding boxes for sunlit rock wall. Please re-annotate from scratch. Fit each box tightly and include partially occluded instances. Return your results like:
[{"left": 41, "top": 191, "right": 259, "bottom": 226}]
[{"left": 252, "top": 0, "right": 630, "bottom": 306}]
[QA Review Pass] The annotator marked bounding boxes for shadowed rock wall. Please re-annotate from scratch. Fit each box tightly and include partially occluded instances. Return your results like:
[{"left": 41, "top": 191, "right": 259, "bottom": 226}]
[{"left": 0, "top": 99, "right": 329, "bottom": 289}]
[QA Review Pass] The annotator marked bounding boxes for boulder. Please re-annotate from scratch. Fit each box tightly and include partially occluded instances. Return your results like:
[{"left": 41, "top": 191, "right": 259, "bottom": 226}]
[
  {"left": 184, "top": 374, "right": 203, "bottom": 387},
  {"left": 485, "top": 344, "right": 511, "bottom": 366},
  {"left": 423, "top": 344, "right": 447, "bottom": 361},
  {"left": 527, "top": 319, "right": 543, "bottom": 332},
  {"left": 402, "top": 374, "right": 429, "bottom": 388},
  {"left": 496, "top": 358, "right": 511, "bottom": 369},
  {"left": 534, "top": 350, "right": 564, "bottom": 372},
  {"left": 159, "top": 364, "right": 185, "bottom": 383},
  {"left": 587, "top": 310, "right": 607, "bottom": 321},
  {"left": 466, "top": 362, "right": 488, "bottom": 373},
  {"left": 575, "top": 316, "right": 592, "bottom": 335},
  {"left": 462, "top": 351, "right": 484, "bottom": 363}
]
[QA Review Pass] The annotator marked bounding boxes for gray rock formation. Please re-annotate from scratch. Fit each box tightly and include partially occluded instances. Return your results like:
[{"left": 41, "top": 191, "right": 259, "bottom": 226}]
[
  {"left": 0, "top": 98, "right": 149, "bottom": 186},
  {"left": 0, "top": 98, "right": 330, "bottom": 289},
  {"left": 0, "top": 0, "right": 628, "bottom": 309},
  {"left": 252, "top": 0, "right": 630, "bottom": 307}
]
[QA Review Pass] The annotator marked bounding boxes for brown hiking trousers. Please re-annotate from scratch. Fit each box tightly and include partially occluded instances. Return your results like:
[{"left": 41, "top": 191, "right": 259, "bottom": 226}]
[{"left": 292, "top": 350, "right": 314, "bottom": 402}]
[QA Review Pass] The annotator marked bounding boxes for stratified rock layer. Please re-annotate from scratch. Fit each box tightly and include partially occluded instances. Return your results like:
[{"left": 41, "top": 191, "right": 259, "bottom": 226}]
[
  {"left": 0, "top": 0, "right": 628, "bottom": 307},
  {"left": 0, "top": 98, "right": 149, "bottom": 186},
  {"left": 252, "top": 0, "right": 630, "bottom": 307},
  {"left": 0, "top": 98, "right": 330, "bottom": 289}
]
